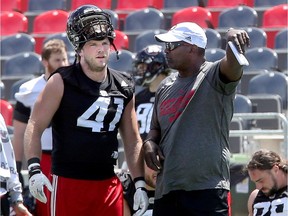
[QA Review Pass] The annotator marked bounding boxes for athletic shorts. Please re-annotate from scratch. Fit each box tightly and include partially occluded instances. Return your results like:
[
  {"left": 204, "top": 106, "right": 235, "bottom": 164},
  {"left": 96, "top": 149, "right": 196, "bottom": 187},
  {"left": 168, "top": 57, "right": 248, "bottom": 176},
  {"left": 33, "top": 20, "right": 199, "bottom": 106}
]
[
  {"left": 50, "top": 175, "right": 123, "bottom": 216},
  {"left": 153, "top": 189, "right": 229, "bottom": 216},
  {"left": 35, "top": 152, "right": 52, "bottom": 216}
]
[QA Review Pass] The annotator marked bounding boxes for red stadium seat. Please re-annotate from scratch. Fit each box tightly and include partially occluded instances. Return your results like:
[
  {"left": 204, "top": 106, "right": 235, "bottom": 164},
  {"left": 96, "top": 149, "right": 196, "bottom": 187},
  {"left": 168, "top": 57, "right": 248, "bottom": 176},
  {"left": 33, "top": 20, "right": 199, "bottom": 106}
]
[
  {"left": 1, "top": 0, "right": 18, "bottom": 12},
  {"left": 262, "top": 4, "right": 288, "bottom": 28},
  {"left": 70, "top": 0, "right": 112, "bottom": 10},
  {"left": 17, "top": 0, "right": 29, "bottom": 12},
  {"left": 262, "top": 4, "right": 288, "bottom": 48},
  {"left": 171, "top": 7, "right": 212, "bottom": 28},
  {"left": 115, "top": 0, "right": 163, "bottom": 20},
  {"left": 113, "top": 30, "right": 129, "bottom": 50},
  {"left": 32, "top": 10, "right": 69, "bottom": 54},
  {"left": 0, "top": 99, "right": 13, "bottom": 126},
  {"left": 0, "top": 11, "right": 28, "bottom": 36}
]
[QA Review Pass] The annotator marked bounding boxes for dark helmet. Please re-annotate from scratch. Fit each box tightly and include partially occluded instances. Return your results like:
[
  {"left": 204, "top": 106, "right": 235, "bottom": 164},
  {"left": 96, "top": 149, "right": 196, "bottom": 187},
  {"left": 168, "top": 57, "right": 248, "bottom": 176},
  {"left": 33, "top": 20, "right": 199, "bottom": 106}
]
[
  {"left": 66, "top": 5, "right": 116, "bottom": 51},
  {"left": 133, "top": 45, "right": 168, "bottom": 86}
]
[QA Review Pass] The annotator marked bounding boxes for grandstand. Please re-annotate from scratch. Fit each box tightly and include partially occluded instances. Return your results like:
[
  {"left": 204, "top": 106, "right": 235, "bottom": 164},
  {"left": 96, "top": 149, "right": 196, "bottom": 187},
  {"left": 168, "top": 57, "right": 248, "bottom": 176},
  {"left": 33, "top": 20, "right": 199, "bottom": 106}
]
[{"left": 1, "top": 1, "right": 287, "bottom": 215}]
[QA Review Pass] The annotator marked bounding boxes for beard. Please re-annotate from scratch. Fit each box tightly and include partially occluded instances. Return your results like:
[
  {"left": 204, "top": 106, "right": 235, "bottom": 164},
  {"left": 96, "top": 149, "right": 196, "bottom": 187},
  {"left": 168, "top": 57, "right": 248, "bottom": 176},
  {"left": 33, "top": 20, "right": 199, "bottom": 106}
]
[
  {"left": 84, "top": 55, "right": 107, "bottom": 72},
  {"left": 264, "top": 175, "right": 278, "bottom": 197}
]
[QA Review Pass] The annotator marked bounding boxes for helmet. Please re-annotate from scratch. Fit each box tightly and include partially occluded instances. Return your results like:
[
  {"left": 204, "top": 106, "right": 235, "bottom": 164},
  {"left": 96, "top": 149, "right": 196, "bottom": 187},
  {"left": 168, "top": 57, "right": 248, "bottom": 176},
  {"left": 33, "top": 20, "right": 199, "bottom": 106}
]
[
  {"left": 133, "top": 45, "right": 168, "bottom": 86},
  {"left": 66, "top": 5, "right": 116, "bottom": 51}
]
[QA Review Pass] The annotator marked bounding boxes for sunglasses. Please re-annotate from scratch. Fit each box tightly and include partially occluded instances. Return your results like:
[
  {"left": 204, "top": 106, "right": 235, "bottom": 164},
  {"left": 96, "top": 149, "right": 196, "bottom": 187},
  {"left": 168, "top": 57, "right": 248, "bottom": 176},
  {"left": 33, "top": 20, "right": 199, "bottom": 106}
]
[{"left": 165, "top": 42, "right": 185, "bottom": 51}]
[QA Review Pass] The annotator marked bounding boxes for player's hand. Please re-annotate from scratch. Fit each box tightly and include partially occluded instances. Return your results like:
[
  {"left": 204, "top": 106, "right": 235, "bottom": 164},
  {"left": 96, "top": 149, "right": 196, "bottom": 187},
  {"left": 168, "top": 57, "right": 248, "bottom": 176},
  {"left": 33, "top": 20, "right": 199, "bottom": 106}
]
[
  {"left": 133, "top": 179, "right": 149, "bottom": 216},
  {"left": 28, "top": 163, "right": 53, "bottom": 203}
]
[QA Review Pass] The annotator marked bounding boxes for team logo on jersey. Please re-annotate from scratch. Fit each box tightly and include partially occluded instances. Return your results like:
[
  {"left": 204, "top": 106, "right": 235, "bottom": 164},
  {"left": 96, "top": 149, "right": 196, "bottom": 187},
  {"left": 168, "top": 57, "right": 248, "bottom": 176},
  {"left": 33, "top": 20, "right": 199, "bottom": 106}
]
[
  {"left": 111, "top": 151, "right": 118, "bottom": 159},
  {"left": 0, "top": 129, "right": 9, "bottom": 144}
]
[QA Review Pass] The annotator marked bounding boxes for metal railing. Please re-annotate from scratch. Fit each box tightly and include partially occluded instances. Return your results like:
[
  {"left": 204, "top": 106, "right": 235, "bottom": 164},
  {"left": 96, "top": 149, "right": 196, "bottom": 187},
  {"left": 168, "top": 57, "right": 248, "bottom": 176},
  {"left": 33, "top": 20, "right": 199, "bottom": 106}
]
[{"left": 230, "top": 112, "right": 288, "bottom": 158}]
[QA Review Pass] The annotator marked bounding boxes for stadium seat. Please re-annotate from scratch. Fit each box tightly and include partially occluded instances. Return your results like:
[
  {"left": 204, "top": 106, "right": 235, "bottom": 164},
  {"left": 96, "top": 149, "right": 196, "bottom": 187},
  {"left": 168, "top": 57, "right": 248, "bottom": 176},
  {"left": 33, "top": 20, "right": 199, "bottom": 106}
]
[
  {"left": 233, "top": 94, "right": 253, "bottom": 129},
  {"left": 244, "top": 47, "right": 278, "bottom": 71},
  {"left": 116, "top": 0, "right": 162, "bottom": 10},
  {"left": 32, "top": 10, "right": 69, "bottom": 54},
  {"left": 239, "top": 70, "right": 268, "bottom": 95},
  {"left": 8, "top": 76, "right": 33, "bottom": 102},
  {"left": 205, "top": 48, "right": 225, "bottom": 62},
  {"left": 1, "top": 0, "right": 18, "bottom": 12},
  {"left": 115, "top": 0, "right": 163, "bottom": 20},
  {"left": 134, "top": 29, "right": 166, "bottom": 52},
  {"left": 230, "top": 93, "right": 253, "bottom": 153},
  {"left": 247, "top": 71, "right": 288, "bottom": 130},
  {"left": 245, "top": 27, "right": 267, "bottom": 49},
  {"left": 17, "top": 0, "right": 29, "bottom": 12},
  {"left": 0, "top": 33, "right": 35, "bottom": 57},
  {"left": 205, "top": 28, "right": 222, "bottom": 49},
  {"left": 163, "top": 0, "right": 199, "bottom": 9},
  {"left": 262, "top": 4, "right": 288, "bottom": 28},
  {"left": 27, "top": 0, "right": 66, "bottom": 11},
  {"left": 171, "top": 6, "right": 213, "bottom": 28},
  {"left": 248, "top": 94, "right": 283, "bottom": 129},
  {"left": 206, "top": 0, "right": 253, "bottom": 28},
  {"left": 104, "top": 9, "right": 119, "bottom": 30},
  {"left": 218, "top": 6, "right": 258, "bottom": 29},
  {"left": 0, "top": 11, "right": 28, "bottom": 36},
  {"left": 262, "top": 4, "right": 288, "bottom": 48},
  {"left": 274, "top": 28, "right": 288, "bottom": 50},
  {"left": 113, "top": 30, "right": 129, "bottom": 50},
  {"left": 207, "top": 0, "right": 253, "bottom": 7},
  {"left": 124, "top": 8, "right": 165, "bottom": 32},
  {"left": 0, "top": 81, "right": 5, "bottom": 99},
  {"left": 70, "top": 0, "right": 111, "bottom": 10},
  {"left": 248, "top": 71, "right": 288, "bottom": 110},
  {"left": 108, "top": 50, "right": 135, "bottom": 73},
  {"left": 32, "top": 10, "right": 69, "bottom": 34},
  {"left": 0, "top": 99, "right": 14, "bottom": 126},
  {"left": 2, "top": 52, "right": 43, "bottom": 77},
  {"left": 254, "top": 0, "right": 287, "bottom": 7},
  {"left": 43, "top": 32, "right": 74, "bottom": 52},
  {"left": 67, "top": 51, "right": 76, "bottom": 65}
]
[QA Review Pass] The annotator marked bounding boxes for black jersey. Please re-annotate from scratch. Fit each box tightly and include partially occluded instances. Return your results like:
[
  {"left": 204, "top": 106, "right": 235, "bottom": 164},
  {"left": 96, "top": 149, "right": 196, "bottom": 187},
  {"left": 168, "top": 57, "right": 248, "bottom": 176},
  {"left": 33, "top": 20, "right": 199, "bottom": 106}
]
[
  {"left": 253, "top": 186, "right": 288, "bottom": 215},
  {"left": 135, "top": 88, "right": 155, "bottom": 140},
  {"left": 51, "top": 64, "right": 134, "bottom": 180}
]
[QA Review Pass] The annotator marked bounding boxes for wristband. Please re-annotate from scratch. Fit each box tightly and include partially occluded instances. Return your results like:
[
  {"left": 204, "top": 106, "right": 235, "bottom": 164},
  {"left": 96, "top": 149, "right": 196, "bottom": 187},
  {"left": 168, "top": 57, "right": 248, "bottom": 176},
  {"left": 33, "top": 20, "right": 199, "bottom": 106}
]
[
  {"left": 28, "top": 160, "right": 41, "bottom": 179},
  {"left": 27, "top": 157, "right": 40, "bottom": 166},
  {"left": 133, "top": 176, "right": 145, "bottom": 183}
]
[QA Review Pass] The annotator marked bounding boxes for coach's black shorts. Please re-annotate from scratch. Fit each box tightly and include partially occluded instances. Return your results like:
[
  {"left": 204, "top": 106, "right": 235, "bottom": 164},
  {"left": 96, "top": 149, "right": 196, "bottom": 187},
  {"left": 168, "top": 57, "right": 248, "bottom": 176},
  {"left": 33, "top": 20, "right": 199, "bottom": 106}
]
[{"left": 153, "top": 189, "right": 229, "bottom": 216}]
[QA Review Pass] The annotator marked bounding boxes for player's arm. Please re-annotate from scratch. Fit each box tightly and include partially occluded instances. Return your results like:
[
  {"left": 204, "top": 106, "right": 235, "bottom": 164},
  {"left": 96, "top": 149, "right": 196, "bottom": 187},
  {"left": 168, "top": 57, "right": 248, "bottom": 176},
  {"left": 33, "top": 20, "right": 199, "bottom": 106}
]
[
  {"left": 12, "top": 101, "right": 30, "bottom": 165},
  {"left": 24, "top": 73, "right": 63, "bottom": 203},
  {"left": 119, "top": 95, "right": 149, "bottom": 215},
  {"left": 24, "top": 73, "right": 63, "bottom": 162},
  {"left": 119, "top": 95, "right": 144, "bottom": 179},
  {"left": 247, "top": 189, "right": 259, "bottom": 216},
  {"left": 12, "top": 120, "right": 27, "bottom": 164},
  {"left": 220, "top": 28, "right": 250, "bottom": 82}
]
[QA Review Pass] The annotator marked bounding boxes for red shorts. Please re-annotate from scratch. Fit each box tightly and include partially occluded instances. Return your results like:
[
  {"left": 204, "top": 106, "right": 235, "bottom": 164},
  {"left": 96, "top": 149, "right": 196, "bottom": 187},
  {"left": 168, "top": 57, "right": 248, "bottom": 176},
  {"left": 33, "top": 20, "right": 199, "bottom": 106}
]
[
  {"left": 50, "top": 175, "right": 123, "bottom": 216},
  {"left": 35, "top": 152, "right": 52, "bottom": 216}
]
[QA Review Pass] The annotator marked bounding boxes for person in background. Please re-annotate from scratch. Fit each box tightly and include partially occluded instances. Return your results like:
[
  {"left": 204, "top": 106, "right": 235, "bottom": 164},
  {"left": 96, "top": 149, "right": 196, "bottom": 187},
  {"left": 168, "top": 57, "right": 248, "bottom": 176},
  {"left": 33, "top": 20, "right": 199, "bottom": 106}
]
[
  {"left": 12, "top": 39, "right": 68, "bottom": 216},
  {"left": 118, "top": 44, "right": 171, "bottom": 216},
  {"left": 142, "top": 22, "right": 250, "bottom": 215},
  {"left": 24, "top": 5, "right": 148, "bottom": 216},
  {"left": 133, "top": 44, "right": 172, "bottom": 140},
  {"left": 247, "top": 149, "right": 287, "bottom": 216},
  {"left": 0, "top": 113, "right": 32, "bottom": 216}
]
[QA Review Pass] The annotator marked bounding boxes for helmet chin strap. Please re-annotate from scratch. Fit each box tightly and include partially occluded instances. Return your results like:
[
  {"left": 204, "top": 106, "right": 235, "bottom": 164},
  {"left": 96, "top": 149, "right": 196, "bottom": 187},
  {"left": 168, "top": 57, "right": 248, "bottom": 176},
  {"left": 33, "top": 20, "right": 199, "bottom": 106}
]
[{"left": 111, "top": 43, "right": 119, "bottom": 60}]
